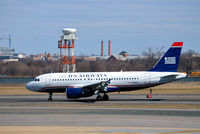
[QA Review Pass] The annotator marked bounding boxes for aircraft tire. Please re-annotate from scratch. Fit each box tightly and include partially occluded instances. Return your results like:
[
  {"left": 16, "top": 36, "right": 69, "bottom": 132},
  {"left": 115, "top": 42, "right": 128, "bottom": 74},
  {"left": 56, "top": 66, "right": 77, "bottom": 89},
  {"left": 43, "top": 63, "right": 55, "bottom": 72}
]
[
  {"left": 96, "top": 95, "right": 103, "bottom": 101},
  {"left": 48, "top": 98, "right": 52, "bottom": 101},
  {"left": 103, "top": 94, "right": 109, "bottom": 101}
]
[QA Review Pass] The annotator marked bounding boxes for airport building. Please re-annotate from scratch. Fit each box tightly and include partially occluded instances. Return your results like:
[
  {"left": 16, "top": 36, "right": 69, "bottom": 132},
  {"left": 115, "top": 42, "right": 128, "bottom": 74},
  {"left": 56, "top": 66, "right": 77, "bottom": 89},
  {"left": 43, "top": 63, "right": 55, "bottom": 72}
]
[
  {"left": 0, "top": 46, "right": 18, "bottom": 62},
  {"left": 0, "top": 46, "right": 29, "bottom": 62},
  {"left": 0, "top": 46, "right": 15, "bottom": 56}
]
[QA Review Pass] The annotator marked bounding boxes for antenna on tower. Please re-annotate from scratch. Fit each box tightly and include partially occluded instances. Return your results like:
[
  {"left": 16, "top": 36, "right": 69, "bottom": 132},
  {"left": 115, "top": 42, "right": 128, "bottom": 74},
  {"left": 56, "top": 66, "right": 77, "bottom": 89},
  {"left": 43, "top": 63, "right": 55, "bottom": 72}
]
[
  {"left": 8, "top": 34, "right": 11, "bottom": 48},
  {"left": 0, "top": 35, "right": 11, "bottom": 48}
]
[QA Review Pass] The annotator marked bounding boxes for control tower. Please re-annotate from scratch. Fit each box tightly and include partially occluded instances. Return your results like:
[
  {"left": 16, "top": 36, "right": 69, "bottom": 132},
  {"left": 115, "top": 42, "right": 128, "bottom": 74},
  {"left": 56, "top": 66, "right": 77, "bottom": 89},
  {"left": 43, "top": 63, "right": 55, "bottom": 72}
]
[{"left": 58, "top": 28, "right": 78, "bottom": 72}]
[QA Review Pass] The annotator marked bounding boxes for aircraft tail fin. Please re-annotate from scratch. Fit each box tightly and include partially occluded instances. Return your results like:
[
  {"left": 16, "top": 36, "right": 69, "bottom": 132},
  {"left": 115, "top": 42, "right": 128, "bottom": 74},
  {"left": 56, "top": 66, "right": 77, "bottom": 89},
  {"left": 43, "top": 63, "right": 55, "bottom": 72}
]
[{"left": 150, "top": 42, "right": 183, "bottom": 72}]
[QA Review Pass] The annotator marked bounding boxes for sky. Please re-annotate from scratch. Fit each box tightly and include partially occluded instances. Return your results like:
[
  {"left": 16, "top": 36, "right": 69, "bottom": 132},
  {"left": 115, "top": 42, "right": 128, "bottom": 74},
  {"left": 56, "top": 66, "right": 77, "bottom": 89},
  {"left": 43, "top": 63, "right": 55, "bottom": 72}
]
[{"left": 0, "top": 0, "right": 200, "bottom": 56}]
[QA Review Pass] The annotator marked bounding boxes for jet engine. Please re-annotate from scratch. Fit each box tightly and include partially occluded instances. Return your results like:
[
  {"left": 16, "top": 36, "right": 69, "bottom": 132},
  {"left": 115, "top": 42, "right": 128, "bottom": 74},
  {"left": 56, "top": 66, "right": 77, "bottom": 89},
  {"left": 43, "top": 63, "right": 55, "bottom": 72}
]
[{"left": 66, "top": 88, "right": 93, "bottom": 99}]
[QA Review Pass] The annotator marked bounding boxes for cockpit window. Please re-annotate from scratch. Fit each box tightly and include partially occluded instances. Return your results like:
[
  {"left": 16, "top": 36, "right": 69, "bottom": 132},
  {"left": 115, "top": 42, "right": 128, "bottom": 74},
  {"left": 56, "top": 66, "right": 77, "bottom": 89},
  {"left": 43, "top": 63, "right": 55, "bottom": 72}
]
[{"left": 34, "top": 79, "right": 40, "bottom": 82}]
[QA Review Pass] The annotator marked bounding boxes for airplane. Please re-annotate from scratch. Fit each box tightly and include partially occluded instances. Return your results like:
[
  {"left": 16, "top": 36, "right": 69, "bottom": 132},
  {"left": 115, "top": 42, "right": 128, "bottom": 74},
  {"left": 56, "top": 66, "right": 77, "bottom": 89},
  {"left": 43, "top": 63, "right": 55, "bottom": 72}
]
[{"left": 26, "top": 42, "right": 186, "bottom": 101}]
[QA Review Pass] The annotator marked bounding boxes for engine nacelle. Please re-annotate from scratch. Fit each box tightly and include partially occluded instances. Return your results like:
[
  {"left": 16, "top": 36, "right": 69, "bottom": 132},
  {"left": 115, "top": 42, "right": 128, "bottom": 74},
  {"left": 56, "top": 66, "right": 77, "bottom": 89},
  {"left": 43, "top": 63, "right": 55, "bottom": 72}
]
[{"left": 66, "top": 88, "right": 93, "bottom": 99}]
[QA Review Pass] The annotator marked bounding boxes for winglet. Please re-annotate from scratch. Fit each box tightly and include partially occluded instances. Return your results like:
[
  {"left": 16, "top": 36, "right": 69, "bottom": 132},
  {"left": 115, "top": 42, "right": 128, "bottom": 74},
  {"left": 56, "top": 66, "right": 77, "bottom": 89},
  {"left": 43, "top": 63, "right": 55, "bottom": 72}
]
[{"left": 150, "top": 42, "right": 183, "bottom": 72}]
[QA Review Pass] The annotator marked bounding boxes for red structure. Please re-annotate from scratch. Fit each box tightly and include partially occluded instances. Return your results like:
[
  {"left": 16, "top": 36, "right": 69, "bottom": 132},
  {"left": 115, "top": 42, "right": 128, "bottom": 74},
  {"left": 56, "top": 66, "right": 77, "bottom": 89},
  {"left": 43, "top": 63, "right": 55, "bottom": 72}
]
[
  {"left": 58, "top": 28, "right": 77, "bottom": 72},
  {"left": 108, "top": 40, "right": 111, "bottom": 56},
  {"left": 101, "top": 40, "right": 104, "bottom": 56},
  {"left": 100, "top": 40, "right": 112, "bottom": 57},
  {"left": 58, "top": 39, "right": 62, "bottom": 72}
]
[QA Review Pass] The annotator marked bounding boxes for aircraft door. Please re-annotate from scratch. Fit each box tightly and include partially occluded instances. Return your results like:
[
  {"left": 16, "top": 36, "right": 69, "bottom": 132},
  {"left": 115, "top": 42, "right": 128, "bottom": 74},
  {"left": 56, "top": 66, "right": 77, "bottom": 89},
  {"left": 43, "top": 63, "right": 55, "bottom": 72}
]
[
  {"left": 145, "top": 73, "right": 150, "bottom": 84},
  {"left": 45, "top": 75, "right": 51, "bottom": 86}
]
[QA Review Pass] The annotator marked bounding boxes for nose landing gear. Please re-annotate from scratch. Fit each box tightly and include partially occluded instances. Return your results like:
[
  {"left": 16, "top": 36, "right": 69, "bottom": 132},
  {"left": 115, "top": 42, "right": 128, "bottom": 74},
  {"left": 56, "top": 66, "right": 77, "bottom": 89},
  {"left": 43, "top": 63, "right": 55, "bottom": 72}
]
[{"left": 48, "top": 92, "right": 53, "bottom": 101}]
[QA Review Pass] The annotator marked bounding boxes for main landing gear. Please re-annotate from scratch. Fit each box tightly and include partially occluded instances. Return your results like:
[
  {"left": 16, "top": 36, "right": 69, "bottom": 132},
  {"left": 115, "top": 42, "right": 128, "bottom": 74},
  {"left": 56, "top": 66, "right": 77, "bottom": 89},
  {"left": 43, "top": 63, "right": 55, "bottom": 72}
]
[
  {"left": 96, "top": 93, "right": 109, "bottom": 101},
  {"left": 147, "top": 88, "right": 152, "bottom": 99},
  {"left": 48, "top": 92, "right": 53, "bottom": 101}
]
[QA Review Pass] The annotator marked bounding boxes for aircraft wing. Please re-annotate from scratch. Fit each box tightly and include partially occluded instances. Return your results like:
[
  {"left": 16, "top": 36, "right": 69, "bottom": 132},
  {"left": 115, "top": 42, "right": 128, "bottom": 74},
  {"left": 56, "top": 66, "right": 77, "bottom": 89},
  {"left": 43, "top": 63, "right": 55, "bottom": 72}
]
[{"left": 82, "top": 79, "right": 111, "bottom": 94}]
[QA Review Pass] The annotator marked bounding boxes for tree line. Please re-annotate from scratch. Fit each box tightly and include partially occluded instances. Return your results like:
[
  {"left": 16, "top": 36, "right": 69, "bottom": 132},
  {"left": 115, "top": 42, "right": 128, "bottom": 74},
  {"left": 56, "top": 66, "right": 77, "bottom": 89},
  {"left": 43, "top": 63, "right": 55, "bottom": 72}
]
[{"left": 0, "top": 49, "right": 199, "bottom": 77}]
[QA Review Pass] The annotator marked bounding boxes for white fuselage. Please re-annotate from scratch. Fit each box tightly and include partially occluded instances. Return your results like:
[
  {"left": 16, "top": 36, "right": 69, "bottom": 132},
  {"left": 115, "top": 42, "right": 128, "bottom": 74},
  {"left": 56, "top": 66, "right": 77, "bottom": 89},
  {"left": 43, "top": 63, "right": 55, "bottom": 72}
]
[
  {"left": 26, "top": 71, "right": 186, "bottom": 93},
  {"left": 26, "top": 42, "right": 185, "bottom": 100}
]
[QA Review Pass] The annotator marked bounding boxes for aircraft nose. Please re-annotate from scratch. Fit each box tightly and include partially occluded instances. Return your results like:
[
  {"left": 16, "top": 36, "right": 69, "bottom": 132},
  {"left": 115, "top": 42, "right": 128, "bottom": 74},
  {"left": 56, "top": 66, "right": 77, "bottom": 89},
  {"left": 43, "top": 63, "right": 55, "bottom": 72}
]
[{"left": 26, "top": 82, "right": 35, "bottom": 91}]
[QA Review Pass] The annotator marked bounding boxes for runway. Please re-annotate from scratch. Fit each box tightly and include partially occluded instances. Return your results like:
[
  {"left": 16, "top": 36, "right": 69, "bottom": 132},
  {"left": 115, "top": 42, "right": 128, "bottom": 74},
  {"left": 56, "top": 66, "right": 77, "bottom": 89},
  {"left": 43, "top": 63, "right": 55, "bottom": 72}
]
[{"left": 0, "top": 94, "right": 200, "bottom": 133}]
